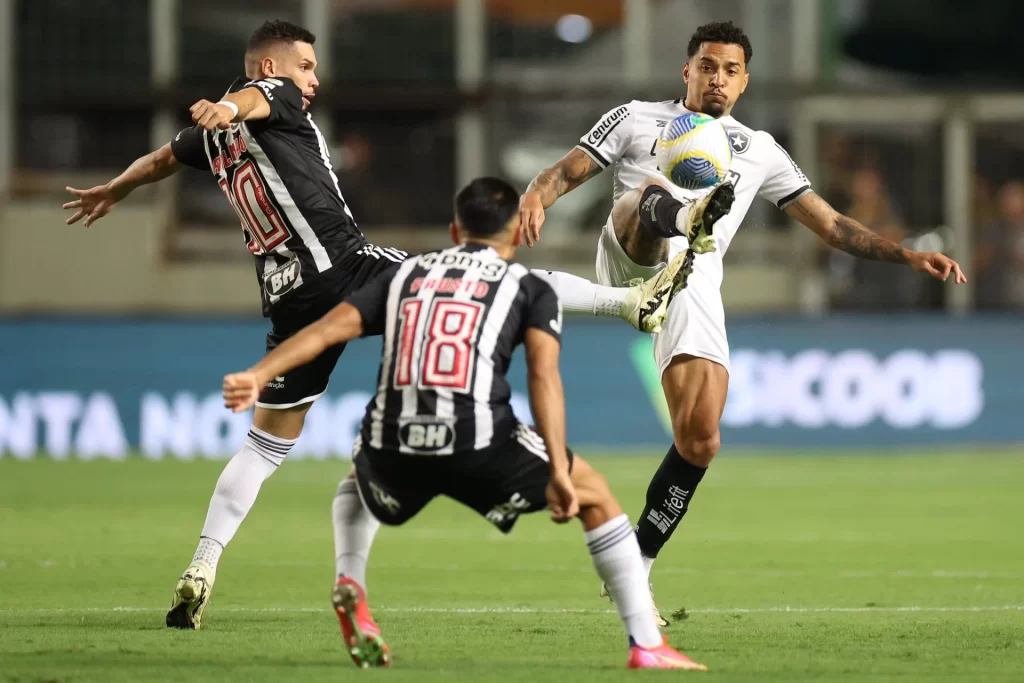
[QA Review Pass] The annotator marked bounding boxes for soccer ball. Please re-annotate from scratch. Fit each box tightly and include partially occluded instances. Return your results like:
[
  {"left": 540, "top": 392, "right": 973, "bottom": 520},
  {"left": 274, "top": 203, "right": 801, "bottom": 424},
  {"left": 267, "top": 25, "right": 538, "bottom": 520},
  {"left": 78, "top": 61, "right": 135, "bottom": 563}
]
[{"left": 655, "top": 113, "right": 733, "bottom": 190}]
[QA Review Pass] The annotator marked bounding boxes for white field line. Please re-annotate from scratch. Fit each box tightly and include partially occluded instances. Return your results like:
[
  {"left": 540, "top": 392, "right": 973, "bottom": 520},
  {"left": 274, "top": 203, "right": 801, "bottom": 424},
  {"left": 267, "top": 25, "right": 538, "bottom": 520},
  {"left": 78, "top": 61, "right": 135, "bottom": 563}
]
[
  {"left": 5, "top": 560, "right": 1023, "bottom": 580},
  {"left": 2, "top": 605, "right": 1022, "bottom": 616}
]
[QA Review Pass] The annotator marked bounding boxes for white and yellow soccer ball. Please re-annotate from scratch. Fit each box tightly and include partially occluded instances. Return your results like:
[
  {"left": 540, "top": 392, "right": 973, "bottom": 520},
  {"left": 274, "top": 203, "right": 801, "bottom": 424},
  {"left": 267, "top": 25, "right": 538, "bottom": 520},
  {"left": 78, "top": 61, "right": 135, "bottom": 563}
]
[{"left": 655, "top": 112, "right": 733, "bottom": 190}]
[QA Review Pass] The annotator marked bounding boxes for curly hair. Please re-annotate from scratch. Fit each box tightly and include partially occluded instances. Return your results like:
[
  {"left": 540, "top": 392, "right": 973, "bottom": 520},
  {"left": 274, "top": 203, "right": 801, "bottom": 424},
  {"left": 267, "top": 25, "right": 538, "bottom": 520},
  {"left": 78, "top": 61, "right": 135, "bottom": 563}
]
[
  {"left": 687, "top": 21, "right": 752, "bottom": 65},
  {"left": 246, "top": 20, "right": 316, "bottom": 55}
]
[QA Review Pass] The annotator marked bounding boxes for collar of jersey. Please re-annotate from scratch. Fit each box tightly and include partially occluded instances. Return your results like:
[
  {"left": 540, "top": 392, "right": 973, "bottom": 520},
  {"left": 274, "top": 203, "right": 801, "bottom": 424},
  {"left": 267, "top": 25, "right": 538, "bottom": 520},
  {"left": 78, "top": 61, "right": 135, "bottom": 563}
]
[{"left": 460, "top": 242, "right": 496, "bottom": 255}]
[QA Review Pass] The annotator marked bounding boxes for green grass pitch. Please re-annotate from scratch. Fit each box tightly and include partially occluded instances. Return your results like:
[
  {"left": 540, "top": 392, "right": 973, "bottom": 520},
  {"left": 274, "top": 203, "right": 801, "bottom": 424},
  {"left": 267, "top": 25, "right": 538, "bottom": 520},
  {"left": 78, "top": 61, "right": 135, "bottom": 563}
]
[{"left": 2, "top": 450, "right": 1023, "bottom": 682}]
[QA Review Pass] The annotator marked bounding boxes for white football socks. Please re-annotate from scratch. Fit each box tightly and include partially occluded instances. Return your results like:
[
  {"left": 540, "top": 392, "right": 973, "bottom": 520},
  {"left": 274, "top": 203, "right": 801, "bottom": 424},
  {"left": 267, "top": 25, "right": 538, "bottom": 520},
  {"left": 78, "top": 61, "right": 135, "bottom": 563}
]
[
  {"left": 333, "top": 476, "right": 380, "bottom": 590},
  {"left": 585, "top": 514, "right": 663, "bottom": 648},
  {"left": 191, "top": 537, "right": 224, "bottom": 573},
  {"left": 532, "top": 270, "right": 629, "bottom": 318},
  {"left": 675, "top": 203, "right": 694, "bottom": 239},
  {"left": 190, "top": 426, "right": 295, "bottom": 571},
  {"left": 642, "top": 555, "right": 656, "bottom": 581}
]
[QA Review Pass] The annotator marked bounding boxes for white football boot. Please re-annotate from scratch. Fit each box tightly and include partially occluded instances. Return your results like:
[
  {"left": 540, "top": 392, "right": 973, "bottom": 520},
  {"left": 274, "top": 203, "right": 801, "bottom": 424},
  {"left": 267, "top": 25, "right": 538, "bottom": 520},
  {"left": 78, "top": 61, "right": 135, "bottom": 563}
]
[
  {"left": 682, "top": 180, "right": 735, "bottom": 255},
  {"left": 166, "top": 561, "right": 215, "bottom": 629}
]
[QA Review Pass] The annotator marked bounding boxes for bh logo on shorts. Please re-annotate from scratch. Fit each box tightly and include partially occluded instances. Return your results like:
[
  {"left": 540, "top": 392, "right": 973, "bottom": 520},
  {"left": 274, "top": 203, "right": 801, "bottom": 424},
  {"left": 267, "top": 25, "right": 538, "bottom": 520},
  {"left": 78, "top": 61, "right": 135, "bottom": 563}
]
[{"left": 399, "top": 417, "right": 455, "bottom": 453}]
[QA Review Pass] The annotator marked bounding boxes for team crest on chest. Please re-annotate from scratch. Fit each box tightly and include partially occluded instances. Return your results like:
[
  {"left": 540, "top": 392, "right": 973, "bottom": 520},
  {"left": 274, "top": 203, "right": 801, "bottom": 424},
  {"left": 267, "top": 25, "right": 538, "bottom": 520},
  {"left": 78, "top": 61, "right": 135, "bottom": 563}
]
[{"left": 725, "top": 128, "right": 750, "bottom": 155}]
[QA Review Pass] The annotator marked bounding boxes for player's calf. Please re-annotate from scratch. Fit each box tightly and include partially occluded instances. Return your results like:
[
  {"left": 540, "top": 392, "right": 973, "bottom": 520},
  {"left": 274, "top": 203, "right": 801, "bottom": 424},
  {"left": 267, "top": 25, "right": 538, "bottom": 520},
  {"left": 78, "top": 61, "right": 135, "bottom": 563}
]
[
  {"left": 333, "top": 474, "right": 380, "bottom": 589},
  {"left": 610, "top": 185, "right": 671, "bottom": 267},
  {"left": 571, "top": 457, "right": 679, "bottom": 644},
  {"left": 574, "top": 459, "right": 673, "bottom": 628}
]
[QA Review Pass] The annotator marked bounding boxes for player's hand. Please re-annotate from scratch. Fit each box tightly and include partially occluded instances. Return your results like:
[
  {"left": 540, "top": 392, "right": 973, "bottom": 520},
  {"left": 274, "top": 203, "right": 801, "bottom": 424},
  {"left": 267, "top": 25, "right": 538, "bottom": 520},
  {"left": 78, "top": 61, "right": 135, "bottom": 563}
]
[
  {"left": 223, "top": 372, "right": 261, "bottom": 412},
  {"left": 518, "top": 191, "right": 546, "bottom": 247},
  {"left": 545, "top": 468, "right": 579, "bottom": 524},
  {"left": 908, "top": 251, "right": 968, "bottom": 284},
  {"left": 63, "top": 184, "right": 124, "bottom": 228},
  {"left": 190, "top": 99, "right": 235, "bottom": 131}
]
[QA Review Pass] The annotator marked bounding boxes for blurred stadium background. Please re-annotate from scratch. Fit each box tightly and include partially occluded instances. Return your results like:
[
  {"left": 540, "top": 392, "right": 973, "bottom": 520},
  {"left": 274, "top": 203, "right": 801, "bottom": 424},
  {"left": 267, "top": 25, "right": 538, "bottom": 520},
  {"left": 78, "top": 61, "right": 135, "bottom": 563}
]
[
  {"left": 1, "top": 0, "right": 1022, "bottom": 457},
  {"left": 3, "top": 3, "right": 1024, "bottom": 681}
]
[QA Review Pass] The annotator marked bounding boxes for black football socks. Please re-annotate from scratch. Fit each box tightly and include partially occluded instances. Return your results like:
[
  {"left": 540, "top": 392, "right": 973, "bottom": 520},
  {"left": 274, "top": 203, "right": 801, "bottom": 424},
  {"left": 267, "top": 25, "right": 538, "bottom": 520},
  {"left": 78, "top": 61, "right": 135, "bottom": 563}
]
[{"left": 634, "top": 444, "right": 707, "bottom": 559}]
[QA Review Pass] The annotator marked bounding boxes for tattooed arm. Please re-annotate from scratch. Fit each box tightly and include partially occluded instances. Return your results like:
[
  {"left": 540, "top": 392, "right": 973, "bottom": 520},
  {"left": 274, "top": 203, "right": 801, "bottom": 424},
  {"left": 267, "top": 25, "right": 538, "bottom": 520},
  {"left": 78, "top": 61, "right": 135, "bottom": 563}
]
[
  {"left": 785, "top": 191, "right": 967, "bottom": 283},
  {"left": 518, "top": 149, "right": 603, "bottom": 247}
]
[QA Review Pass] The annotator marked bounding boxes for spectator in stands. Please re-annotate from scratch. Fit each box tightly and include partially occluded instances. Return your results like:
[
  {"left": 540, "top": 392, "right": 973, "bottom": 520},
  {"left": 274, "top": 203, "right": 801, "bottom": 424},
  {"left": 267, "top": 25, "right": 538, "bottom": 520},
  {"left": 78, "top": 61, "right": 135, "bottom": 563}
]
[
  {"left": 975, "top": 180, "right": 1024, "bottom": 310},
  {"left": 828, "top": 167, "right": 925, "bottom": 310},
  {"left": 973, "top": 175, "right": 998, "bottom": 231}
]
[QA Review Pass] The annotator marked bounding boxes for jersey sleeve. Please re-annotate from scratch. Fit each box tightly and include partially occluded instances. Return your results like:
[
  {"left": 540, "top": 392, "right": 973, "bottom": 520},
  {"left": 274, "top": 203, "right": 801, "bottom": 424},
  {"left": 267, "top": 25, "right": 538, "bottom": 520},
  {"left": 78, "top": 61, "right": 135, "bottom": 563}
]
[
  {"left": 575, "top": 102, "right": 634, "bottom": 170},
  {"left": 344, "top": 271, "right": 394, "bottom": 337},
  {"left": 757, "top": 134, "right": 813, "bottom": 210},
  {"left": 239, "top": 77, "right": 305, "bottom": 128},
  {"left": 169, "top": 126, "right": 209, "bottom": 171},
  {"left": 521, "top": 274, "right": 563, "bottom": 343}
]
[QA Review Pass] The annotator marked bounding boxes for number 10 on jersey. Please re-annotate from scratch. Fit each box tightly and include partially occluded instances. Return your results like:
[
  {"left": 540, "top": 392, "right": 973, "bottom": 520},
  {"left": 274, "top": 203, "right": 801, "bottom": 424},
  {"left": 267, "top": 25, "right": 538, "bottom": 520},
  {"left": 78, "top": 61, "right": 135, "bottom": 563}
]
[
  {"left": 217, "top": 160, "right": 291, "bottom": 254},
  {"left": 395, "top": 299, "right": 484, "bottom": 392}
]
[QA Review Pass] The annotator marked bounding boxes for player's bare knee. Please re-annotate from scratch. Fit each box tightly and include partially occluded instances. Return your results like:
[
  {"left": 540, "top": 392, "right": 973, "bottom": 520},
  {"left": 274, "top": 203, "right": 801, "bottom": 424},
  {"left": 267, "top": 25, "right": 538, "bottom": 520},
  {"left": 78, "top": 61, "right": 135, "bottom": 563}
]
[
  {"left": 571, "top": 458, "right": 622, "bottom": 517},
  {"left": 613, "top": 186, "right": 675, "bottom": 266},
  {"left": 252, "top": 403, "right": 311, "bottom": 440},
  {"left": 576, "top": 469, "right": 612, "bottom": 505},
  {"left": 672, "top": 422, "right": 720, "bottom": 467}
]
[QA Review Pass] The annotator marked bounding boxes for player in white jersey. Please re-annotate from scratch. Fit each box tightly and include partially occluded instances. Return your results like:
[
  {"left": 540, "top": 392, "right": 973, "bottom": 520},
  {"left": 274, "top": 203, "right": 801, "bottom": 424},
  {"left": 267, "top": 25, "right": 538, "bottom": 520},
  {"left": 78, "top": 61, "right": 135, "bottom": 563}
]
[{"left": 519, "top": 21, "right": 967, "bottom": 627}]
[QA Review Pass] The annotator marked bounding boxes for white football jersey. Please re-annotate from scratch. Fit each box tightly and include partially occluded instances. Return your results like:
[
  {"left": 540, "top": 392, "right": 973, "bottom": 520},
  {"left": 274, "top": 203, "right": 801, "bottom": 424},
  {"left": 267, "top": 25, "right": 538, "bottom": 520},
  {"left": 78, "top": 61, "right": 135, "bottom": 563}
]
[{"left": 576, "top": 99, "right": 812, "bottom": 287}]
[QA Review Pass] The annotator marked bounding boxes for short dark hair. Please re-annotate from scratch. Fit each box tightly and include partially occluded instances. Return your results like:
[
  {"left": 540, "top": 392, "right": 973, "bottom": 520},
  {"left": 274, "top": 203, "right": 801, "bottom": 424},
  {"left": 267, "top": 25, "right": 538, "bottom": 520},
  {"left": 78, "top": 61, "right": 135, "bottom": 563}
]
[
  {"left": 247, "top": 20, "right": 316, "bottom": 56},
  {"left": 454, "top": 178, "right": 520, "bottom": 237},
  {"left": 687, "top": 21, "right": 752, "bottom": 65}
]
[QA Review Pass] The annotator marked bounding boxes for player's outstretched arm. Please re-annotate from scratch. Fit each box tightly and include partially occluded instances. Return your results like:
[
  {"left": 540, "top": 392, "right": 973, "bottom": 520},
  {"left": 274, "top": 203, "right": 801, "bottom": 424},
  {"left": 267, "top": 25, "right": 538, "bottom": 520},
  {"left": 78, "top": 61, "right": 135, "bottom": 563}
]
[
  {"left": 190, "top": 88, "right": 271, "bottom": 131},
  {"left": 519, "top": 148, "right": 603, "bottom": 247},
  {"left": 524, "top": 327, "right": 578, "bottom": 523},
  {"left": 63, "top": 143, "right": 182, "bottom": 227},
  {"left": 222, "top": 303, "right": 365, "bottom": 413},
  {"left": 785, "top": 191, "right": 967, "bottom": 284}
]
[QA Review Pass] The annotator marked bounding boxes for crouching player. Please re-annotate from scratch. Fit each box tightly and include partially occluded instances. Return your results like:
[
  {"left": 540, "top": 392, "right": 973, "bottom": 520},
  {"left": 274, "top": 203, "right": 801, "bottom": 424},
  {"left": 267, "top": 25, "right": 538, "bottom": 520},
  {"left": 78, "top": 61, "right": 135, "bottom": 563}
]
[{"left": 222, "top": 178, "right": 707, "bottom": 670}]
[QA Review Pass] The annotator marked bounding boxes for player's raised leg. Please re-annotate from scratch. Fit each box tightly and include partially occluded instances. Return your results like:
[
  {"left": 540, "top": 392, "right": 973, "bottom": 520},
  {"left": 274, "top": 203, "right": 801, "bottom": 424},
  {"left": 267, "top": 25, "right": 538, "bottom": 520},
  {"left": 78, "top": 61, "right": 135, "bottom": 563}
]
[
  {"left": 532, "top": 250, "right": 691, "bottom": 335},
  {"left": 530, "top": 267, "right": 676, "bottom": 334},
  {"left": 570, "top": 456, "right": 707, "bottom": 671},
  {"left": 530, "top": 179, "right": 734, "bottom": 334},
  {"left": 165, "top": 404, "right": 307, "bottom": 629}
]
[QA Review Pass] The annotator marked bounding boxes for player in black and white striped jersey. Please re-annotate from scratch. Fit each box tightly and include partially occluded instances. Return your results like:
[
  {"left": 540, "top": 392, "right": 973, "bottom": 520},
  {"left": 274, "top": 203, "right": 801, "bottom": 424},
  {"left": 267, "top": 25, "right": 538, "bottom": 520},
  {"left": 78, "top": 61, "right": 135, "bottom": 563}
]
[
  {"left": 222, "top": 178, "right": 707, "bottom": 670},
  {"left": 361, "top": 245, "right": 557, "bottom": 456},
  {"left": 62, "top": 20, "right": 415, "bottom": 629},
  {"left": 61, "top": 20, "right": 693, "bottom": 631}
]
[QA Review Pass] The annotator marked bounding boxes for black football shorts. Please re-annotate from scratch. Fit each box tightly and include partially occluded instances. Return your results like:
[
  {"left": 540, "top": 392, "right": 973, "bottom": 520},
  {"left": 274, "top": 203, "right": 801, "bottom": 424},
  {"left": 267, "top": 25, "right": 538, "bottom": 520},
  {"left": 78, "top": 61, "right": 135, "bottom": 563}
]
[
  {"left": 257, "top": 249, "right": 404, "bottom": 409},
  {"left": 352, "top": 423, "right": 575, "bottom": 533}
]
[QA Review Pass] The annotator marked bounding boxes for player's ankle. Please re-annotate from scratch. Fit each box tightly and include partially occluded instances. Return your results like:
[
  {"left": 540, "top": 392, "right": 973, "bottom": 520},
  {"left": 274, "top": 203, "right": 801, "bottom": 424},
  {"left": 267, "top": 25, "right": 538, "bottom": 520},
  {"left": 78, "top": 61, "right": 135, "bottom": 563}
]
[{"left": 638, "top": 185, "right": 685, "bottom": 239}]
